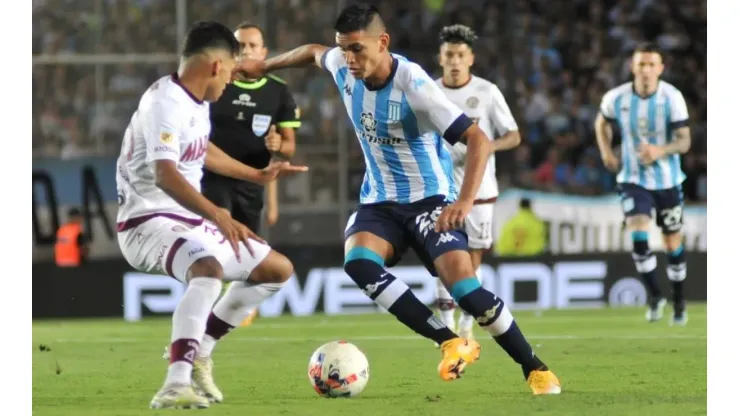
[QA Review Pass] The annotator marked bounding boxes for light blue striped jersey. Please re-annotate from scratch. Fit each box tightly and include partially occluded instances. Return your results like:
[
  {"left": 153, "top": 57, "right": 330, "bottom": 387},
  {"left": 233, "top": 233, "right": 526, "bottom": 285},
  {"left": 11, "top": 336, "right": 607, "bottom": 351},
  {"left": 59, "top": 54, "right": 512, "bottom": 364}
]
[
  {"left": 321, "top": 47, "right": 473, "bottom": 204},
  {"left": 600, "top": 81, "right": 690, "bottom": 190}
]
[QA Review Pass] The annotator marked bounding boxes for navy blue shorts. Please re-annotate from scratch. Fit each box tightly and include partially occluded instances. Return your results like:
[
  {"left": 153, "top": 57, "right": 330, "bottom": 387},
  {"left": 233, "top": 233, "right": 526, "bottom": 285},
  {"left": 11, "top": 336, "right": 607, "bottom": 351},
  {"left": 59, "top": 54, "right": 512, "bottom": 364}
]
[
  {"left": 344, "top": 195, "right": 469, "bottom": 276},
  {"left": 618, "top": 183, "right": 684, "bottom": 234}
]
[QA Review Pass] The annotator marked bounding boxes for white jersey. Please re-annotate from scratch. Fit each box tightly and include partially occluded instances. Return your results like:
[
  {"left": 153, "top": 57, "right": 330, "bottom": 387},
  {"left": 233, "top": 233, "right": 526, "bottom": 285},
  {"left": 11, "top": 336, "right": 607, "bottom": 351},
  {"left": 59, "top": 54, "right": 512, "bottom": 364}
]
[
  {"left": 321, "top": 47, "right": 471, "bottom": 205},
  {"left": 116, "top": 74, "right": 211, "bottom": 230},
  {"left": 436, "top": 75, "right": 518, "bottom": 200},
  {"left": 600, "top": 80, "right": 689, "bottom": 190}
]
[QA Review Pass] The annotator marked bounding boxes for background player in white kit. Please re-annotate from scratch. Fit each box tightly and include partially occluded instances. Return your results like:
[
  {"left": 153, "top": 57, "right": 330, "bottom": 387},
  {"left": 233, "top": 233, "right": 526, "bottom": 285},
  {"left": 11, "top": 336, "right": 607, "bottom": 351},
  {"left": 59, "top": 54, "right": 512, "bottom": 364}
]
[
  {"left": 434, "top": 25, "right": 521, "bottom": 340},
  {"left": 594, "top": 43, "right": 691, "bottom": 326},
  {"left": 115, "top": 21, "right": 307, "bottom": 409}
]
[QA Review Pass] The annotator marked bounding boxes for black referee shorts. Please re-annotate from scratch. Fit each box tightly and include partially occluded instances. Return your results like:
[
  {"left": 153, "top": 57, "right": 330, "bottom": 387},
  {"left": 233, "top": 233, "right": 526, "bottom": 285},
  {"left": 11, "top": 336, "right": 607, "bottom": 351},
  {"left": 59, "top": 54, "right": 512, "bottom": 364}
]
[{"left": 202, "top": 182, "right": 263, "bottom": 233}]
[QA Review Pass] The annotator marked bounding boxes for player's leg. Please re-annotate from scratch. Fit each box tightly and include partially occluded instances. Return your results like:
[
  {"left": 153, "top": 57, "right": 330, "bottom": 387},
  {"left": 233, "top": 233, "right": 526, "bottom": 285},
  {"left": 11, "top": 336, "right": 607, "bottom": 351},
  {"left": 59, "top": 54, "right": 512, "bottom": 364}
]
[
  {"left": 435, "top": 277, "right": 457, "bottom": 333},
  {"left": 119, "top": 219, "right": 224, "bottom": 409},
  {"left": 343, "top": 207, "right": 460, "bottom": 346},
  {"left": 655, "top": 186, "right": 687, "bottom": 325},
  {"left": 620, "top": 184, "right": 666, "bottom": 321},
  {"left": 457, "top": 204, "right": 494, "bottom": 340},
  {"left": 410, "top": 199, "right": 558, "bottom": 393},
  {"left": 228, "top": 195, "right": 264, "bottom": 328},
  {"left": 193, "top": 220, "right": 289, "bottom": 402}
]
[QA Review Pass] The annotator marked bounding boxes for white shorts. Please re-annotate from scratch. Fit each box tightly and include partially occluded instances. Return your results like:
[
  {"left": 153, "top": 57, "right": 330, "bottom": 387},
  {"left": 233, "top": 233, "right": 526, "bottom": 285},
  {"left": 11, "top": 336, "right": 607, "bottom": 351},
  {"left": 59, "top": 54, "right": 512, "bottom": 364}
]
[
  {"left": 465, "top": 203, "right": 494, "bottom": 250},
  {"left": 117, "top": 215, "right": 271, "bottom": 282}
]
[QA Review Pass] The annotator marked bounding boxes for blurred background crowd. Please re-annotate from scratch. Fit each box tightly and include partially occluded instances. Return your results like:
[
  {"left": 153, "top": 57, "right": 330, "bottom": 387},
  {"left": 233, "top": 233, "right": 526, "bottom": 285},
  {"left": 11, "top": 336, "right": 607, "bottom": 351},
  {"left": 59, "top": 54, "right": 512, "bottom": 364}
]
[{"left": 32, "top": 0, "right": 707, "bottom": 204}]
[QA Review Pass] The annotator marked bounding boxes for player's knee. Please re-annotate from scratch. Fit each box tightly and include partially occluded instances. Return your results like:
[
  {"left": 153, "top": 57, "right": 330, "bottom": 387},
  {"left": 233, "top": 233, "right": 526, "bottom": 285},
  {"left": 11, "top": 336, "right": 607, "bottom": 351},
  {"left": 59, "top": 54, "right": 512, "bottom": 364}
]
[
  {"left": 250, "top": 250, "right": 294, "bottom": 284},
  {"left": 662, "top": 232, "right": 683, "bottom": 252},
  {"left": 626, "top": 215, "right": 651, "bottom": 231},
  {"left": 187, "top": 256, "right": 224, "bottom": 280},
  {"left": 434, "top": 250, "right": 475, "bottom": 285}
]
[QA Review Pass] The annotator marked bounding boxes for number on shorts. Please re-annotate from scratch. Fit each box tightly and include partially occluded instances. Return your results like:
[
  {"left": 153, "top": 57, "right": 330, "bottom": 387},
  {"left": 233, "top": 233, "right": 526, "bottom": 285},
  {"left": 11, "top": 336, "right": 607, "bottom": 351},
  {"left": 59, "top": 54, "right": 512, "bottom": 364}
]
[
  {"left": 659, "top": 206, "right": 683, "bottom": 227},
  {"left": 479, "top": 222, "right": 491, "bottom": 240}
]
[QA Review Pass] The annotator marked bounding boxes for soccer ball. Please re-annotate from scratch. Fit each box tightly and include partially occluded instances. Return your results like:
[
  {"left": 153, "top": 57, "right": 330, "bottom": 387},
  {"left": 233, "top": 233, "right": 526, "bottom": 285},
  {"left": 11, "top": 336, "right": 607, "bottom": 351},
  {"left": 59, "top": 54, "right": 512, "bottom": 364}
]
[{"left": 307, "top": 341, "right": 369, "bottom": 398}]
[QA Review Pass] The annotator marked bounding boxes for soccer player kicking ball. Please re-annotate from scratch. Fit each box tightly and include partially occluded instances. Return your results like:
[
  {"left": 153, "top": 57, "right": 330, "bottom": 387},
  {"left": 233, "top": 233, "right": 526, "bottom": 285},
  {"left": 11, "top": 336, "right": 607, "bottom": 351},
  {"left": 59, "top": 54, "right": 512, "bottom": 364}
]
[
  {"left": 595, "top": 42, "right": 692, "bottom": 326},
  {"left": 115, "top": 21, "right": 307, "bottom": 409},
  {"left": 433, "top": 25, "right": 521, "bottom": 341},
  {"left": 236, "top": 4, "right": 560, "bottom": 395}
]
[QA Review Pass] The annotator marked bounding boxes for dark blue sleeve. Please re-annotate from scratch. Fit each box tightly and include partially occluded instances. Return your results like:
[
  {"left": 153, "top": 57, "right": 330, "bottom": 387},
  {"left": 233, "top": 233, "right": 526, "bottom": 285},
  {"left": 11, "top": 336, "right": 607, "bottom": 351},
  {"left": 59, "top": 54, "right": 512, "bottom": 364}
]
[
  {"left": 670, "top": 119, "right": 689, "bottom": 129},
  {"left": 443, "top": 114, "right": 474, "bottom": 145}
]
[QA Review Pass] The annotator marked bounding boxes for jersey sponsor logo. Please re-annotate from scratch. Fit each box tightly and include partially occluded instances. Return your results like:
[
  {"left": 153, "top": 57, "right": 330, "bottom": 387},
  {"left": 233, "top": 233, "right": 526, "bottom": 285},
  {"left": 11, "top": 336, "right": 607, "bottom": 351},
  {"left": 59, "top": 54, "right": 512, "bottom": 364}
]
[
  {"left": 360, "top": 112, "right": 377, "bottom": 132},
  {"left": 154, "top": 145, "right": 177, "bottom": 154},
  {"left": 252, "top": 114, "right": 272, "bottom": 136},
  {"left": 233, "top": 93, "right": 256, "bottom": 107},
  {"left": 180, "top": 136, "right": 208, "bottom": 162},
  {"left": 466, "top": 96, "right": 479, "bottom": 109},
  {"left": 160, "top": 132, "right": 173, "bottom": 143}
]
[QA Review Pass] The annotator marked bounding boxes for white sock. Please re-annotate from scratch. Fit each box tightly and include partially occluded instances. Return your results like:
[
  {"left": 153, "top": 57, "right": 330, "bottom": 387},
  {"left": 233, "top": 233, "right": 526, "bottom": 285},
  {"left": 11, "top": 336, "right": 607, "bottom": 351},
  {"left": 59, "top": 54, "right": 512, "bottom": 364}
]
[
  {"left": 435, "top": 278, "right": 456, "bottom": 330},
  {"left": 457, "top": 267, "right": 484, "bottom": 332},
  {"left": 198, "top": 281, "right": 285, "bottom": 358},
  {"left": 165, "top": 277, "right": 222, "bottom": 386}
]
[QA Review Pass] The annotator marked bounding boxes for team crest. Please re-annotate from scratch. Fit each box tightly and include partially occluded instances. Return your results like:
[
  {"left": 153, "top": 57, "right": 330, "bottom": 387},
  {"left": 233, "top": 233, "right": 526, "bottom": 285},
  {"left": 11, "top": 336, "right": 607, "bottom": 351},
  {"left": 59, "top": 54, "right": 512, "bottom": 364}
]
[
  {"left": 252, "top": 114, "right": 272, "bottom": 136},
  {"left": 360, "top": 112, "right": 377, "bottom": 132},
  {"left": 388, "top": 101, "right": 401, "bottom": 122},
  {"left": 160, "top": 132, "right": 173, "bottom": 143},
  {"left": 466, "top": 96, "right": 479, "bottom": 109}
]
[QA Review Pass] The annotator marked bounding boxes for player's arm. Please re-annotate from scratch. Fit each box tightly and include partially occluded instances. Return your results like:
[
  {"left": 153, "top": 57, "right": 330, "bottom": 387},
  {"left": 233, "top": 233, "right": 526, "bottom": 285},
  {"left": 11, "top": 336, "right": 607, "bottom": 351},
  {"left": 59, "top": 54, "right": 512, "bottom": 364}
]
[
  {"left": 660, "top": 91, "right": 692, "bottom": 155},
  {"left": 489, "top": 85, "right": 521, "bottom": 152},
  {"left": 405, "top": 71, "right": 488, "bottom": 204},
  {"left": 205, "top": 142, "right": 306, "bottom": 185},
  {"left": 236, "top": 44, "right": 330, "bottom": 77},
  {"left": 145, "top": 104, "right": 227, "bottom": 223},
  {"left": 594, "top": 91, "right": 620, "bottom": 171}
]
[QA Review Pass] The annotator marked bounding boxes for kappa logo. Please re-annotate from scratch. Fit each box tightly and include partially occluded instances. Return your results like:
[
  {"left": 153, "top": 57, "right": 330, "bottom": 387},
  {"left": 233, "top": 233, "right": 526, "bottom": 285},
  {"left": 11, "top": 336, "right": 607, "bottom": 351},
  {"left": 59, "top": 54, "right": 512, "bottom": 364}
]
[
  {"left": 363, "top": 279, "right": 387, "bottom": 297},
  {"left": 476, "top": 302, "right": 501, "bottom": 325},
  {"left": 435, "top": 232, "right": 459, "bottom": 246}
]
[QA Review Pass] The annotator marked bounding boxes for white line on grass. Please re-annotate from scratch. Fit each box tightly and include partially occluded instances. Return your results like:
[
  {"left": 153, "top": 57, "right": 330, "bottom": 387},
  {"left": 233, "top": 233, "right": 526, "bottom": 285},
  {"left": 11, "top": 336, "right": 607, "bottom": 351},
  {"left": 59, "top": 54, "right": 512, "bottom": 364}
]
[{"left": 50, "top": 334, "right": 706, "bottom": 344}]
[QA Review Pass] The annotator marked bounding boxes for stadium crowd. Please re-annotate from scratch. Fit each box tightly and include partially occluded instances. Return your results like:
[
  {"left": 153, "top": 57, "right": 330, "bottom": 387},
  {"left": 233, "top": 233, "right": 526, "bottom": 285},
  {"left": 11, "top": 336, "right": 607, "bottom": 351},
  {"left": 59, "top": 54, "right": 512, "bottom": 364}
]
[{"left": 32, "top": 0, "right": 706, "bottom": 202}]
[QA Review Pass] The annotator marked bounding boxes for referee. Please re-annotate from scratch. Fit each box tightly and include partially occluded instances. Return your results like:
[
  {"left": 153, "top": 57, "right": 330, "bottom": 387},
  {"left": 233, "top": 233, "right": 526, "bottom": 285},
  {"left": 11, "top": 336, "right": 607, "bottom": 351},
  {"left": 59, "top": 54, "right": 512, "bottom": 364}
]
[{"left": 203, "top": 22, "right": 300, "bottom": 233}]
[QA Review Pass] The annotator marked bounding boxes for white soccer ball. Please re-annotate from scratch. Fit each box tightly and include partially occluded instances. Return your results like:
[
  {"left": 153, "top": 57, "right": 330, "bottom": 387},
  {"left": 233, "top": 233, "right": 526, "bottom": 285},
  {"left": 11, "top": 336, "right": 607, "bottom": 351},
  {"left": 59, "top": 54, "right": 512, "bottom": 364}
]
[{"left": 307, "top": 340, "right": 370, "bottom": 398}]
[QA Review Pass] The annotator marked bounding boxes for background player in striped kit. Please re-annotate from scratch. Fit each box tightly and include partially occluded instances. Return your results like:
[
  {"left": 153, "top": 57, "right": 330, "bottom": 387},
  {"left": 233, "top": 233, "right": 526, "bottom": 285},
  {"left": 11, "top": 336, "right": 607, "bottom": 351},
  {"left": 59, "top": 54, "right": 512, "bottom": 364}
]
[
  {"left": 236, "top": 4, "right": 560, "bottom": 394},
  {"left": 433, "top": 25, "right": 521, "bottom": 341},
  {"left": 594, "top": 42, "right": 691, "bottom": 326}
]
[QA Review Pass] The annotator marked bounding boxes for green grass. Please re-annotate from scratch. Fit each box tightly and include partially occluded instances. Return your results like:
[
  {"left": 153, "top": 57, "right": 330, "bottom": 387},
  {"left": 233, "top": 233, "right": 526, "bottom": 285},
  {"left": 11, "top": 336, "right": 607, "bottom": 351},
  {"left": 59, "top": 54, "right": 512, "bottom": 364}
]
[{"left": 33, "top": 305, "right": 707, "bottom": 415}]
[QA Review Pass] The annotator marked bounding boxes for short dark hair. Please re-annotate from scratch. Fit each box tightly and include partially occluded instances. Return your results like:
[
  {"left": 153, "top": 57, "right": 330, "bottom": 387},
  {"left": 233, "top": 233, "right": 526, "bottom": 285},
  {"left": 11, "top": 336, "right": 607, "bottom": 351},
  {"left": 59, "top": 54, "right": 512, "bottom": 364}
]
[
  {"left": 633, "top": 42, "right": 663, "bottom": 59},
  {"left": 181, "top": 20, "right": 239, "bottom": 58},
  {"left": 334, "top": 3, "right": 384, "bottom": 33},
  {"left": 234, "top": 22, "right": 266, "bottom": 43},
  {"left": 68, "top": 207, "right": 82, "bottom": 217},
  {"left": 519, "top": 198, "right": 532, "bottom": 210},
  {"left": 439, "top": 24, "right": 478, "bottom": 47}
]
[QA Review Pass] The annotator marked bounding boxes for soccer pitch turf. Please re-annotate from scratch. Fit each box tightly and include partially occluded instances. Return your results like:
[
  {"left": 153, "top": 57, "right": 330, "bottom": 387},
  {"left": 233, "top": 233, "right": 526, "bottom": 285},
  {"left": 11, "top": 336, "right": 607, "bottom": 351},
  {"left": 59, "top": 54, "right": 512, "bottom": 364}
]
[{"left": 33, "top": 304, "right": 706, "bottom": 415}]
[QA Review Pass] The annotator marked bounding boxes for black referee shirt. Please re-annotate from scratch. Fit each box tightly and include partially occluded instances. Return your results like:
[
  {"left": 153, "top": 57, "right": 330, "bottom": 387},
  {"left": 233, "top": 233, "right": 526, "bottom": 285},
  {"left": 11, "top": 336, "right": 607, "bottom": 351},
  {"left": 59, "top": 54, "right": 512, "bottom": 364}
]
[{"left": 203, "top": 74, "right": 301, "bottom": 199}]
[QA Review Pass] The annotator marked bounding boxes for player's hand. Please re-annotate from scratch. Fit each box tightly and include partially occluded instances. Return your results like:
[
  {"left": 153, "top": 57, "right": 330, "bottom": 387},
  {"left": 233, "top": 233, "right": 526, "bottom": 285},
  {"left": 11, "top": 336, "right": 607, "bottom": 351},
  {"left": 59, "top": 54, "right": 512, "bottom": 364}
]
[
  {"left": 212, "top": 209, "right": 265, "bottom": 260},
  {"left": 233, "top": 58, "right": 266, "bottom": 80},
  {"left": 435, "top": 199, "right": 473, "bottom": 233},
  {"left": 264, "top": 125, "right": 282, "bottom": 153},
  {"left": 259, "top": 161, "right": 309, "bottom": 184},
  {"left": 638, "top": 143, "right": 665, "bottom": 165},
  {"left": 600, "top": 151, "right": 621, "bottom": 172}
]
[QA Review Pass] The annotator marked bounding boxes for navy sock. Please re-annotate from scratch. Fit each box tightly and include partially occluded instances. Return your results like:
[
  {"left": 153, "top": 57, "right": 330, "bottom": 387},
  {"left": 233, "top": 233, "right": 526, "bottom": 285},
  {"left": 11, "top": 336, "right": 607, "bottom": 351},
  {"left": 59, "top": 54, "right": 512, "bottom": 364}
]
[
  {"left": 666, "top": 244, "right": 687, "bottom": 311},
  {"left": 344, "top": 248, "right": 456, "bottom": 345},
  {"left": 631, "top": 231, "right": 662, "bottom": 298},
  {"left": 451, "top": 278, "right": 547, "bottom": 378}
]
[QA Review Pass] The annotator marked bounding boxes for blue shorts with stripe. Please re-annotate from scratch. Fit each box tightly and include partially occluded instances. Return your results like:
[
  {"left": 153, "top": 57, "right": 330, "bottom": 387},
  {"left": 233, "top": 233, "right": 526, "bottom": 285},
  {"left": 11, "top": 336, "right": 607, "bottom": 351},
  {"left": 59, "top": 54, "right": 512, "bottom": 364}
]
[
  {"left": 618, "top": 183, "right": 684, "bottom": 234},
  {"left": 344, "top": 195, "right": 469, "bottom": 276}
]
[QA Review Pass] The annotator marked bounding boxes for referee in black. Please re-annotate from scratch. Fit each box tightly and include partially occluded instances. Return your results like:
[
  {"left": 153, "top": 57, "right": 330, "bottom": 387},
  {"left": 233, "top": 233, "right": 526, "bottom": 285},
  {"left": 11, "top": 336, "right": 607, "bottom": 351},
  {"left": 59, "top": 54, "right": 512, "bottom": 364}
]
[{"left": 203, "top": 22, "right": 300, "bottom": 237}]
